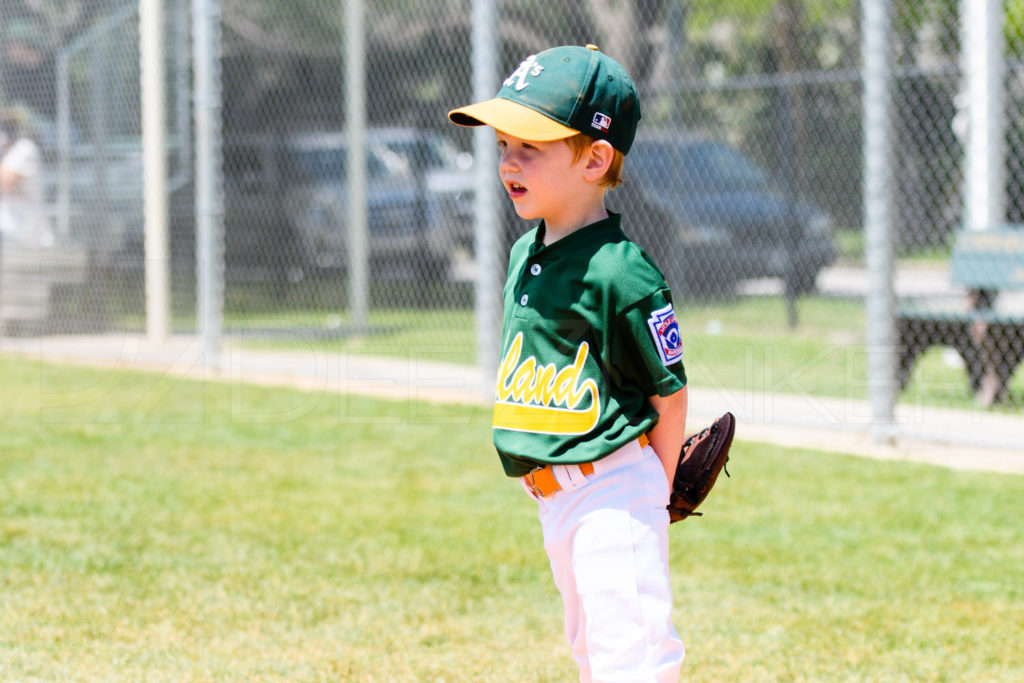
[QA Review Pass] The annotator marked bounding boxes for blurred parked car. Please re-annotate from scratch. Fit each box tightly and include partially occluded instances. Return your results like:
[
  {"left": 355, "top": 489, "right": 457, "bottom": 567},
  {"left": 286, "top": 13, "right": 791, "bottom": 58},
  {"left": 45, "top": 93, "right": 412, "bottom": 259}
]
[
  {"left": 222, "top": 130, "right": 463, "bottom": 283},
  {"left": 50, "top": 128, "right": 473, "bottom": 286},
  {"left": 43, "top": 140, "right": 145, "bottom": 263},
  {"left": 609, "top": 132, "right": 836, "bottom": 296},
  {"left": 44, "top": 132, "right": 192, "bottom": 276},
  {"left": 367, "top": 127, "right": 475, "bottom": 253}
]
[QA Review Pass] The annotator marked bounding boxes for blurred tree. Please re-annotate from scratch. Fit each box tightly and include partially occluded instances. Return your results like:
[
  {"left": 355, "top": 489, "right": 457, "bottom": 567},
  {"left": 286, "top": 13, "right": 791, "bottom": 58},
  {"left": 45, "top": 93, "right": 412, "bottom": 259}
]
[{"left": 1, "top": 0, "right": 113, "bottom": 116}]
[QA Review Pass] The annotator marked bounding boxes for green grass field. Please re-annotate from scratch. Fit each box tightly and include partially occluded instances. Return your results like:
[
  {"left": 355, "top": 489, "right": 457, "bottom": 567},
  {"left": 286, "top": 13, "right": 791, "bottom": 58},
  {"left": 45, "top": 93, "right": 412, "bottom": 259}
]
[
  {"left": 2, "top": 355, "right": 1023, "bottom": 681},
  {"left": 210, "top": 295, "right": 1024, "bottom": 409},
  {"left": 112, "top": 286, "right": 1024, "bottom": 409}
]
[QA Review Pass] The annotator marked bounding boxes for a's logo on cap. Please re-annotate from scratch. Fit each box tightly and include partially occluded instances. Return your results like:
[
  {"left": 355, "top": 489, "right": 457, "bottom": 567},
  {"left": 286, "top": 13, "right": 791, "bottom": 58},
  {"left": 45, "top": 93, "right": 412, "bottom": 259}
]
[
  {"left": 591, "top": 112, "right": 612, "bottom": 132},
  {"left": 504, "top": 54, "right": 544, "bottom": 92}
]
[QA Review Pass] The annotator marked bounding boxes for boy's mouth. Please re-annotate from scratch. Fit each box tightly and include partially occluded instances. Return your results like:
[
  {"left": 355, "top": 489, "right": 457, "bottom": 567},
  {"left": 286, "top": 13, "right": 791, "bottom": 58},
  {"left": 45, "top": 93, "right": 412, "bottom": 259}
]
[{"left": 507, "top": 182, "right": 526, "bottom": 200}]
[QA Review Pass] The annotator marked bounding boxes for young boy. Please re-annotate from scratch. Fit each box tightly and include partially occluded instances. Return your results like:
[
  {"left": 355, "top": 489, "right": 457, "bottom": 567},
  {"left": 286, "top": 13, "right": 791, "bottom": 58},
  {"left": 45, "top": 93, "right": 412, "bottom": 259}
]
[{"left": 449, "top": 44, "right": 688, "bottom": 681}]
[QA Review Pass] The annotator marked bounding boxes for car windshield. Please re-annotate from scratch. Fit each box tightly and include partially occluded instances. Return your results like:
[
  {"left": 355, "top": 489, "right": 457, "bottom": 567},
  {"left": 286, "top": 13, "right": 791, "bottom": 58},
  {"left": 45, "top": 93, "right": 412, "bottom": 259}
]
[
  {"left": 633, "top": 141, "right": 773, "bottom": 194},
  {"left": 378, "top": 136, "right": 464, "bottom": 170},
  {"left": 292, "top": 147, "right": 403, "bottom": 183}
]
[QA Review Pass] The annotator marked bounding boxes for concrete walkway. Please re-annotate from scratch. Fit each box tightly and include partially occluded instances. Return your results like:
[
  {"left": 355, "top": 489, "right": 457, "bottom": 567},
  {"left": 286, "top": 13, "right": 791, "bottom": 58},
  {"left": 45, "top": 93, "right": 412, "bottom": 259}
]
[{"left": 3, "top": 332, "right": 1023, "bottom": 475}]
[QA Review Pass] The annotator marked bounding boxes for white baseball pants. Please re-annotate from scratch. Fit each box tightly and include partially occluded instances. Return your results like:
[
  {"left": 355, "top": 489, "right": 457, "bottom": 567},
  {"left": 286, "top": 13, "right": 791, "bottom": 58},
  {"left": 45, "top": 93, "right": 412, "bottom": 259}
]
[{"left": 529, "top": 440, "right": 684, "bottom": 682}]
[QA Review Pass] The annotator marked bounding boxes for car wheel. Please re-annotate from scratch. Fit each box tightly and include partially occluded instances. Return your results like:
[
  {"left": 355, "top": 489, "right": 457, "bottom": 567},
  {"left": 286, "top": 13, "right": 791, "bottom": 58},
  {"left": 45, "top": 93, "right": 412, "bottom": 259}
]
[{"left": 784, "top": 268, "right": 819, "bottom": 296}]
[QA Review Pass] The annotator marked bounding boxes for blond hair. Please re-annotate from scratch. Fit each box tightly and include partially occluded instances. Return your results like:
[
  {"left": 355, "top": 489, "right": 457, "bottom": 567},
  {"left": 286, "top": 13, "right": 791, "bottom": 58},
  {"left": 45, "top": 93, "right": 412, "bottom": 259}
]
[{"left": 564, "top": 134, "right": 625, "bottom": 189}]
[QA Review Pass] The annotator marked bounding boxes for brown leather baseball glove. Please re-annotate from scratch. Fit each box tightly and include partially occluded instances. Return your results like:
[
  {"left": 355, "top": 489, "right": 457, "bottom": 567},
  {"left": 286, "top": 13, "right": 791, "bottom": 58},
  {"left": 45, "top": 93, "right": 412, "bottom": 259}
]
[{"left": 667, "top": 412, "right": 735, "bottom": 522}]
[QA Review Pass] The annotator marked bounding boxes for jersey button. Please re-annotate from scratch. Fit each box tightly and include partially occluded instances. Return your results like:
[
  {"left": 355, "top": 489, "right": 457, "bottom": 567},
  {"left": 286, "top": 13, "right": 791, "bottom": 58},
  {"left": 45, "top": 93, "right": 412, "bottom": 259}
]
[
  {"left": 520, "top": 294, "right": 529, "bottom": 306},
  {"left": 530, "top": 263, "right": 542, "bottom": 276}
]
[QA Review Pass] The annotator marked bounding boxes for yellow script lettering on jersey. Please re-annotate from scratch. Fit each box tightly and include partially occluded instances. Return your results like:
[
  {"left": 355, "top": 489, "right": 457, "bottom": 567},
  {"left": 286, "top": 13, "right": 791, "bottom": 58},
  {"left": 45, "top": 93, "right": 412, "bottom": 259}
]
[{"left": 493, "top": 332, "right": 601, "bottom": 435}]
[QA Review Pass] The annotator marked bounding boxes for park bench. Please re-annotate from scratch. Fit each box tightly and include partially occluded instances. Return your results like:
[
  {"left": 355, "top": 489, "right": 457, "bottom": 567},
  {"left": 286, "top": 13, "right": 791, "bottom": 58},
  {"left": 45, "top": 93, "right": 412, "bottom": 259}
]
[
  {"left": 1, "top": 240, "right": 88, "bottom": 336},
  {"left": 896, "top": 226, "right": 1024, "bottom": 406}
]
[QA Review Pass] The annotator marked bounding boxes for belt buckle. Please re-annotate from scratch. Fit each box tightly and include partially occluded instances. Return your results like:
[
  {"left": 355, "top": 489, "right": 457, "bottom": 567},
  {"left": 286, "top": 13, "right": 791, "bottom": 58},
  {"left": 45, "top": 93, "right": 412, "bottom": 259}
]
[{"left": 525, "top": 466, "right": 545, "bottom": 498}]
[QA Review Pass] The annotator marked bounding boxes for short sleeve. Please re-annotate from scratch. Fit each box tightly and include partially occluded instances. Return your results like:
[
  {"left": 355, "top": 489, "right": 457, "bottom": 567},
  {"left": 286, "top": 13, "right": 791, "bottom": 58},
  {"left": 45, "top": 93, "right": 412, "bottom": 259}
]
[
  {"left": 608, "top": 288, "right": 687, "bottom": 397},
  {"left": 3, "top": 139, "right": 40, "bottom": 177}
]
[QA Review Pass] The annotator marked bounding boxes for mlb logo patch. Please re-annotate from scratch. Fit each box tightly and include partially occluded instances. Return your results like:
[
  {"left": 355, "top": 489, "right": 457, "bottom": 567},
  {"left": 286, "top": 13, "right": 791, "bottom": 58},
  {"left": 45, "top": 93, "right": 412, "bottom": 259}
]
[
  {"left": 591, "top": 112, "right": 612, "bottom": 132},
  {"left": 647, "top": 304, "right": 683, "bottom": 365}
]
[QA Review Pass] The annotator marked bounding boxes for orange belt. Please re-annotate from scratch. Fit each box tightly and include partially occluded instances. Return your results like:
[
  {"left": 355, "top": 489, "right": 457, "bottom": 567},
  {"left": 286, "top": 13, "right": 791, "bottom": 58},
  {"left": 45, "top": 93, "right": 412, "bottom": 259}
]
[{"left": 524, "top": 434, "right": 649, "bottom": 499}]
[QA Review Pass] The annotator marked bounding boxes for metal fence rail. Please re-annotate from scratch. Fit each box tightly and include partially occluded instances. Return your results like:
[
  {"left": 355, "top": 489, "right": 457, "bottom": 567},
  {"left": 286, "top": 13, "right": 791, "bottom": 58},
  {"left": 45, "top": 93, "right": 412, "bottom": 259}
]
[{"left": 1, "top": 0, "right": 1022, "bottom": 442}]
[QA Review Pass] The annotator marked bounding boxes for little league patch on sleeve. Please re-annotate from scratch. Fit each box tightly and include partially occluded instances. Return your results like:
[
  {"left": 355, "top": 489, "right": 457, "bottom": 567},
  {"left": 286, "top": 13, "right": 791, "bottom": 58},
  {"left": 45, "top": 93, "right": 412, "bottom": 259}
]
[{"left": 647, "top": 304, "right": 683, "bottom": 365}]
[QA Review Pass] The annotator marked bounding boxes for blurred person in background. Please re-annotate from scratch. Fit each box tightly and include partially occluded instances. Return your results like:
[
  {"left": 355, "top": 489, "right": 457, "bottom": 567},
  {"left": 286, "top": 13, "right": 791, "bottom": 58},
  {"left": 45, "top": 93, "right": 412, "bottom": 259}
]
[{"left": 0, "top": 105, "right": 51, "bottom": 247}]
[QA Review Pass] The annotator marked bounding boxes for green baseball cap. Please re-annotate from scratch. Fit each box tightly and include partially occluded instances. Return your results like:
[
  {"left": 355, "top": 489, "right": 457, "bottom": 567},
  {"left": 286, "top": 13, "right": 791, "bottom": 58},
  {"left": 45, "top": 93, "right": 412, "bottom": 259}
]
[{"left": 448, "top": 44, "right": 641, "bottom": 154}]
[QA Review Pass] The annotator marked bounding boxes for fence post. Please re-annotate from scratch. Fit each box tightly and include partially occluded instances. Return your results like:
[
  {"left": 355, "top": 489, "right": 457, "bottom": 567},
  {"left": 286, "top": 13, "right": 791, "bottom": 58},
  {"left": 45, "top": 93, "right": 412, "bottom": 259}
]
[
  {"left": 56, "top": 54, "right": 71, "bottom": 241},
  {"left": 472, "top": 0, "right": 500, "bottom": 393},
  {"left": 193, "top": 0, "right": 224, "bottom": 369},
  {"left": 141, "top": 0, "right": 170, "bottom": 343},
  {"left": 346, "top": 0, "right": 369, "bottom": 334},
  {"left": 961, "top": 0, "right": 1006, "bottom": 232},
  {"left": 862, "top": 0, "right": 896, "bottom": 441}
]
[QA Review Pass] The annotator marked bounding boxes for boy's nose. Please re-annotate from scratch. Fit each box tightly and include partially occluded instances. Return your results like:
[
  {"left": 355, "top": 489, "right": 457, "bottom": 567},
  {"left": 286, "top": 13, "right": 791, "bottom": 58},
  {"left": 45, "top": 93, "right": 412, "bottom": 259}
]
[{"left": 499, "top": 149, "right": 518, "bottom": 174}]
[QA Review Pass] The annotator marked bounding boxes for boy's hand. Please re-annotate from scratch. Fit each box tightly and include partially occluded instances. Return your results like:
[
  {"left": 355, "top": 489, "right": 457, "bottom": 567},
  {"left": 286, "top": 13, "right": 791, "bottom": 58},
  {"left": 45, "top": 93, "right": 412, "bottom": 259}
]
[{"left": 667, "top": 412, "right": 735, "bottom": 522}]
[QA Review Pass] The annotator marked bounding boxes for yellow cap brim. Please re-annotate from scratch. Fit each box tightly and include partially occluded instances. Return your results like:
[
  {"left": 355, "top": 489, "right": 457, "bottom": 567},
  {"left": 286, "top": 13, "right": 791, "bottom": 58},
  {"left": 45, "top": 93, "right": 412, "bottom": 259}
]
[{"left": 448, "top": 98, "right": 577, "bottom": 141}]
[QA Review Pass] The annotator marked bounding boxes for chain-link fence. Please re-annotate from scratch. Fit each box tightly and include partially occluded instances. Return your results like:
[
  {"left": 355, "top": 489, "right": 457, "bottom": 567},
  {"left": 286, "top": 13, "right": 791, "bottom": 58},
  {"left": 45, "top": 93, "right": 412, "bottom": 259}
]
[
  {"left": 892, "top": 0, "right": 1024, "bottom": 414},
  {"left": 1, "top": 0, "right": 192, "bottom": 336},
  {"left": 1, "top": 1, "right": 1022, "bottom": 433}
]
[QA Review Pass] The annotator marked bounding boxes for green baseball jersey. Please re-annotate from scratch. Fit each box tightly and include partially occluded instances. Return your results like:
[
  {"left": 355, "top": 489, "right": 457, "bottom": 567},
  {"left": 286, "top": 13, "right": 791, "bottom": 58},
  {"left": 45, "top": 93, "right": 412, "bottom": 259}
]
[{"left": 493, "top": 212, "right": 687, "bottom": 477}]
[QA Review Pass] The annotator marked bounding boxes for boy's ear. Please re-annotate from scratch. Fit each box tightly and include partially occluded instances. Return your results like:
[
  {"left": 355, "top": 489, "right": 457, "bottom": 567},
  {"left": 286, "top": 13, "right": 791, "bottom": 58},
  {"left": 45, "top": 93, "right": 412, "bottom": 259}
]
[{"left": 582, "top": 139, "right": 615, "bottom": 182}]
